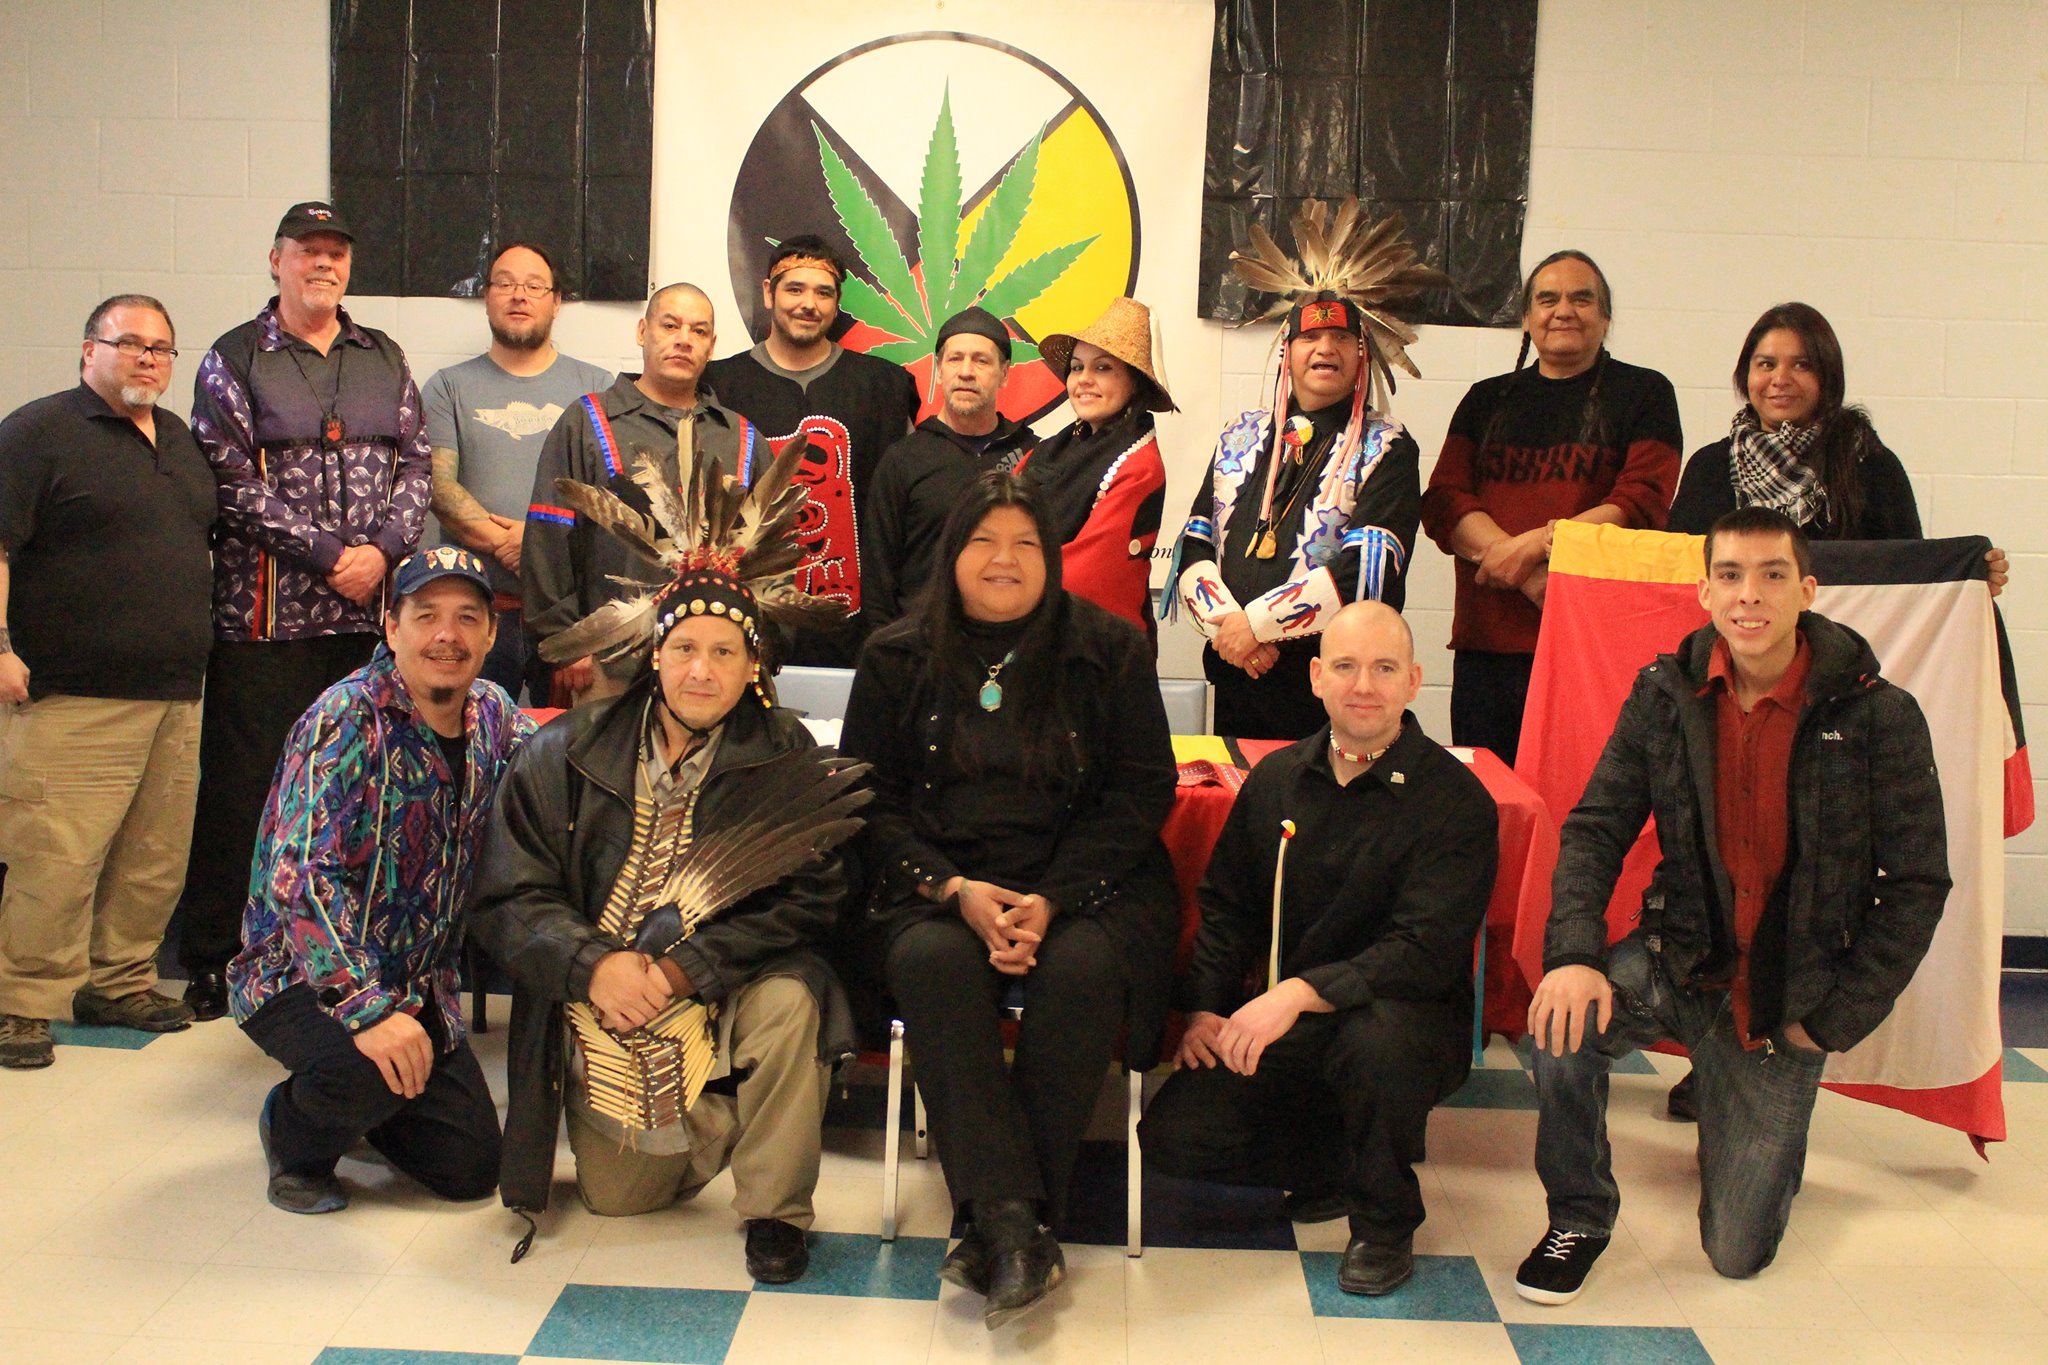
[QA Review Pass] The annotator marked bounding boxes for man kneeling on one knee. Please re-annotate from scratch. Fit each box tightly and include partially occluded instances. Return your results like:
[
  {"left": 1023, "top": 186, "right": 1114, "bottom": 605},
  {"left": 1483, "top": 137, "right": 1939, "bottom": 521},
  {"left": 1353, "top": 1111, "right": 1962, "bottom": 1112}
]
[
  {"left": 1142, "top": 601, "right": 1498, "bottom": 1296},
  {"left": 1514, "top": 507, "right": 1949, "bottom": 1303},
  {"left": 469, "top": 447, "right": 864, "bottom": 1286},
  {"left": 230, "top": 548, "right": 534, "bottom": 1214}
]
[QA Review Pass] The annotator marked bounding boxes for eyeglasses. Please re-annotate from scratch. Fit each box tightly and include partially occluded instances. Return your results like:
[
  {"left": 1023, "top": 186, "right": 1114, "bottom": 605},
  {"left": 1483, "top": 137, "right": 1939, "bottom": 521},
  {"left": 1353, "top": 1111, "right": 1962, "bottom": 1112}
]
[
  {"left": 90, "top": 337, "right": 178, "bottom": 360},
  {"left": 486, "top": 278, "right": 556, "bottom": 297}
]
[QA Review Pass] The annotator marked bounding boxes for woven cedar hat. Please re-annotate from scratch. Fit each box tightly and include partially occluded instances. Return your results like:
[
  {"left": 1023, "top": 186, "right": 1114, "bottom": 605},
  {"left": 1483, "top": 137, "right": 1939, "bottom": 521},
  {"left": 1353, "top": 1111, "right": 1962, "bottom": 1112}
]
[{"left": 1037, "top": 297, "right": 1178, "bottom": 413}]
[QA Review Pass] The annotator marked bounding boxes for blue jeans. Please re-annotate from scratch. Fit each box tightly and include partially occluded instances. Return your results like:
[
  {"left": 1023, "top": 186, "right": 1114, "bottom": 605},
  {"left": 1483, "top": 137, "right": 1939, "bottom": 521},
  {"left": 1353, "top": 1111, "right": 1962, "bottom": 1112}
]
[{"left": 1532, "top": 934, "right": 1826, "bottom": 1278}]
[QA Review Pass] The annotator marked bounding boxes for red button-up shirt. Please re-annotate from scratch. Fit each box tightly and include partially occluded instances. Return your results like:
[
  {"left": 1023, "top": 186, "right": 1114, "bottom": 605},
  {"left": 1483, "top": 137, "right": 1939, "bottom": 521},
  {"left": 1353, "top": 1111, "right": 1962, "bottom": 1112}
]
[{"left": 1703, "top": 633, "right": 1811, "bottom": 1048}]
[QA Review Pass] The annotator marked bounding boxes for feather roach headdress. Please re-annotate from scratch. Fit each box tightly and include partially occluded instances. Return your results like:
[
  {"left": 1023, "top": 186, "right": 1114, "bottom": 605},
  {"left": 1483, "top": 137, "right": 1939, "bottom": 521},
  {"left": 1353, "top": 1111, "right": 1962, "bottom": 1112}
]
[
  {"left": 1229, "top": 197, "right": 1451, "bottom": 418},
  {"left": 536, "top": 434, "right": 843, "bottom": 668}
]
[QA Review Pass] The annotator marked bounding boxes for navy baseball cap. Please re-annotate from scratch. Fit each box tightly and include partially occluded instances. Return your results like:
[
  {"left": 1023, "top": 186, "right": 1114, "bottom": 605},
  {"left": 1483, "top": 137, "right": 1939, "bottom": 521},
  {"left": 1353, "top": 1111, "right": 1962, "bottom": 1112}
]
[
  {"left": 392, "top": 546, "right": 492, "bottom": 604},
  {"left": 276, "top": 200, "right": 354, "bottom": 241}
]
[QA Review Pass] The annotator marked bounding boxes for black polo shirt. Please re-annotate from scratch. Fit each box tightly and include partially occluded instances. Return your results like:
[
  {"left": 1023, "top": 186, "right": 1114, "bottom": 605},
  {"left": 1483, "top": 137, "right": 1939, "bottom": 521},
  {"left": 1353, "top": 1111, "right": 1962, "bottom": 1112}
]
[{"left": 0, "top": 383, "right": 217, "bottom": 700}]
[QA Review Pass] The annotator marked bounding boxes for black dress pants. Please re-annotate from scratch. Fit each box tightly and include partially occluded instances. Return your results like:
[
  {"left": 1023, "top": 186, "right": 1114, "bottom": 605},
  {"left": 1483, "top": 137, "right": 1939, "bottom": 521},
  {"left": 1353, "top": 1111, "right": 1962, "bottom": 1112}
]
[
  {"left": 1449, "top": 649, "right": 1535, "bottom": 769},
  {"left": 179, "top": 634, "right": 378, "bottom": 973},
  {"left": 1139, "top": 998, "right": 1469, "bottom": 1241},
  {"left": 1204, "top": 637, "right": 1324, "bottom": 741},
  {"left": 242, "top": 983, "right": 501, "bottom": 1199},
  {"left": 886, "top": 912, "right": 1127, "bottom": 1223}
]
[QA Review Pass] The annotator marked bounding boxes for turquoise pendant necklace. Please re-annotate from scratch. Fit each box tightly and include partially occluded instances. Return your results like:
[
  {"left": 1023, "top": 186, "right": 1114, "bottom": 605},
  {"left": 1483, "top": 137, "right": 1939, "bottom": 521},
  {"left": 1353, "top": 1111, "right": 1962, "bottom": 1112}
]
[{"left": 978, "top": 650, "right": 1017, "bottom": 712}]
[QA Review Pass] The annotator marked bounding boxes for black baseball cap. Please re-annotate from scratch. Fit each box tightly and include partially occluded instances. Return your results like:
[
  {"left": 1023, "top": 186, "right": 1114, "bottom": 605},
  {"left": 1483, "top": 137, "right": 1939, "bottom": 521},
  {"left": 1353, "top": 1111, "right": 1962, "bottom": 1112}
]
[
  {"left": 275, "top": 201, "right": 354, "bottom": 242},
  {"left": 392, "top": 546, "right": 492, "bottom": 604}
]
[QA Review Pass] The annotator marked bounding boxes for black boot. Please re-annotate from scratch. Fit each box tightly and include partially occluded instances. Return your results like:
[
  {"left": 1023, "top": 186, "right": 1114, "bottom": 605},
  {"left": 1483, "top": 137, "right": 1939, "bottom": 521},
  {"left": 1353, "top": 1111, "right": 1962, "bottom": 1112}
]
[
  {"left": 978, "top": 1198, "right": 1064, "bottom": 1330},
  {"left": 939, "top": 1218, "right": 992, "bottom": 1295}
]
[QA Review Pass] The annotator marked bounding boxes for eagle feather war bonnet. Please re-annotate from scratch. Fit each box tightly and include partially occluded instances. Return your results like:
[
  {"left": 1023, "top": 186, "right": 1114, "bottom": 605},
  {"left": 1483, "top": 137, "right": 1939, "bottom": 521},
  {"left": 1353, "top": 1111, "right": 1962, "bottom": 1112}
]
[{"left": 536, "top": 432, "right": 844, "bottom": 666}]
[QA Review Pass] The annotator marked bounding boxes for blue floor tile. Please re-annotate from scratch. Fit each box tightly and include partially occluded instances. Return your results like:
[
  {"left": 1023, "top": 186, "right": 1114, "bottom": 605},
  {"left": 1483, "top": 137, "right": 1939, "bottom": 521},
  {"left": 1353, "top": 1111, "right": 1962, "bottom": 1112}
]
[
  {"left": 1505, "top": 1323, "right": 1712, "bottom": 1364},
  {"left": 1300, "top": 1252, "right": 1498, "bottom": 1321},
  {"left": 2002, "top": 1047, "right": 2048, "bottom": 1082},
  {"left": 1441, "top": 1068, "right": 1540, "bottom": 1109},
  {"left": 754, "top": 1230, "right": 948, "bottom": 1299},
  {"left": 313, "top": 1352, "right": 518, "bottom": 1365},
  {"left": 526, "top": 1283, "right": 749, "bottom": 1364},
  {"left": 50, "top": 1020, "right": 160, "bottom": 1051}
]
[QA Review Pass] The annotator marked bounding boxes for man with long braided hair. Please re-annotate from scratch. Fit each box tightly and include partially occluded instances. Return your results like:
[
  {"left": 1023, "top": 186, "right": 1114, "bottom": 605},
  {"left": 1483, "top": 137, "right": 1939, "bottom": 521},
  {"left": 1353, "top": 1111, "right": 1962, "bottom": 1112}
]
[{"left": 1420, "top": 251, "right": 1682, "bottom": 768}]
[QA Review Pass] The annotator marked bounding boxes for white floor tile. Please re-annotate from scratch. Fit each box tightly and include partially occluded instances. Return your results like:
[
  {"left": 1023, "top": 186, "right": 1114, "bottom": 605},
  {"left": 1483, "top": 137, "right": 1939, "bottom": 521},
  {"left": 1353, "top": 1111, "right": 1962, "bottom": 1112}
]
[
  {"left": 1126, "top": 1308, "right": 1325, "bottom": 1365},
  {"left": 102, "top": 1338, "right": 321, "bottom": 1365},
  {"left": 1882, "top": 1330, "right": 2048, "bottom": 1363},
  {"left": 927, "top": 1298, "right": 1128, "bottom": 1363},
  {"left": 1653, "top": 1259, "right": 1874, "bottom": 1332},
  {"left": 1316, "top": 1318, "right": 1520, "bottom": 1363},
  {"left": 726, "top": 1290, "right": 938, "bottom": 1363},
  {"left": 1690, "top": 1325, "right": 1903, "bottom": 1364},
  {"left": 572, "top": 1203, "right": 759, "bottom": 1291},
  {"left": 0, "top": 1326, "right": 125, "bottom": 1365},
  {"left": 1830, "top": 1264, "right": 2048, "bottom": 1335},
  {"left": 325, "top": 1269, "right": 563, "bottom": 1354},
  {"left": 210, "top": 1199, "right": 433, "bottom": 1274},
  {"left": 135, "top": 1262, "right": 377, "bottom": 1344},
  {"left": 0, "top": 1253, "right": 197, "bottom": 1336},
  {"left": 389, "top": 1198, "right": 602, "bottom": 1283},
  {"left": 1123, "top": 1246, "right": 1313, "bottom": 1318},
  {"left": 33, "top": 1193, "right": 257, "bottom": 1264},
  {"left": 1788, "top": 1205, "right": 1990, "bottom": 1267}
]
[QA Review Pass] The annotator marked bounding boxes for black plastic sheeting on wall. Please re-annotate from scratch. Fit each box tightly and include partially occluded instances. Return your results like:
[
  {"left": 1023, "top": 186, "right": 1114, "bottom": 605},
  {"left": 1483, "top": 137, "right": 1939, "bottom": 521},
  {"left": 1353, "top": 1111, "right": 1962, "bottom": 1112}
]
[
  {"left": 1203, "top": 0, "right": 1535, "bottom": 329},
  {"left": 329, "top": 0, "right": 654, "bottom": 302}
]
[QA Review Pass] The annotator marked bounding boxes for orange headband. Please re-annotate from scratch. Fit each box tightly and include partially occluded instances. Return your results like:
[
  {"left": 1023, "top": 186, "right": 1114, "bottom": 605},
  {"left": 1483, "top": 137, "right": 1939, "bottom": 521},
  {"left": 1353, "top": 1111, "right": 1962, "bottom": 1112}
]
[{"left": 768, "top": 254, "right": 843, "bottom": 284}]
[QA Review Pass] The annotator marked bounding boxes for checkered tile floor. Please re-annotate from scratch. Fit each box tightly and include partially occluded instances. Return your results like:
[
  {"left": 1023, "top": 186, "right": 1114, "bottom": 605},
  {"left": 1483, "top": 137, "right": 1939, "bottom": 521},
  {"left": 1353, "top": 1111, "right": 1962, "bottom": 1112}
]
[{"left": 5, "top": 998, "right": 2048, "bottom": 1363}]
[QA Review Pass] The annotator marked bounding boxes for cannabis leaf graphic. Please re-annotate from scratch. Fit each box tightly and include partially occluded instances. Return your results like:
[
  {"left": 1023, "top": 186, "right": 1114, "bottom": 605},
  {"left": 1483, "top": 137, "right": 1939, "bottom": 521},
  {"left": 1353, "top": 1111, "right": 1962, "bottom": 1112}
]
[{"left": 813, "top": 86, "right": 1098, "bottom": 366}]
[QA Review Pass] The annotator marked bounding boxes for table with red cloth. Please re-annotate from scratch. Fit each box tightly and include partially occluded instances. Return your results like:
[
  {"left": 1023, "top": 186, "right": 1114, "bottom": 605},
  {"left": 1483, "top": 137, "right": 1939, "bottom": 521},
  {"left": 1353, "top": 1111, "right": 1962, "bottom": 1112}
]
[{"left": 1160, "top": 738, "right": 1558, "bottom": 1043}]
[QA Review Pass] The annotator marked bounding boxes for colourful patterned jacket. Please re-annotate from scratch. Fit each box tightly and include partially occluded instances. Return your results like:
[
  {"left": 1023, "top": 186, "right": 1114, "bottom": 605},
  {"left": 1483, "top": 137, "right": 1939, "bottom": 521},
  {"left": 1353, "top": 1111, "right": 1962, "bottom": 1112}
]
[
  {"left": 191, "top": 300, "right": 433, "bottom": 641},
  {"left": 227, "top": 646, "right": 536, "bottom": 1045}
]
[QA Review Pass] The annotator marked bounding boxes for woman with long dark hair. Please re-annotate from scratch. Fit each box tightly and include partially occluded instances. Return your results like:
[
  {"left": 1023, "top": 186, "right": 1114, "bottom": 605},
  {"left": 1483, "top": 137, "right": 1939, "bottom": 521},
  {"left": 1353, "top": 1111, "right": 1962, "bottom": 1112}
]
[
  {"left": 1420, "top": 249, "right": 1684, "bottom": 767},
  {"left": 839, "top": 473, "right": 1177, "bottom": 1328},
  {"left": 1670, "top": 302, "right": 1918, "bottom": 538},
  {"left": 1018, "top": 297, "right": 1175, "bottom": 640},
  {"left": 1671, "top": 302, "right": 2009, "bottom": 595}
]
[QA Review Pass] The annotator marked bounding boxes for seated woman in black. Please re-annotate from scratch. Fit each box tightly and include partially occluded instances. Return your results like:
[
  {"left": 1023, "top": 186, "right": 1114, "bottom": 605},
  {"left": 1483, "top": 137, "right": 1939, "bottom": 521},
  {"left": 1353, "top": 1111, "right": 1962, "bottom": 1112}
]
[{"left": 840, "top": 472, "right": 1177, "bottom": 1329}]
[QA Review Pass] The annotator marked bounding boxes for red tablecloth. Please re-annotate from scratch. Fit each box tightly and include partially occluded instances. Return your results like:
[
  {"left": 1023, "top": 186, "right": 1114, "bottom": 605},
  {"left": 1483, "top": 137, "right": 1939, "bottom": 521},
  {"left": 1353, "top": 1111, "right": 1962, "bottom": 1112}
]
[{"left": 1160, "top": 741, "right": 1558, "bottom": 1042}]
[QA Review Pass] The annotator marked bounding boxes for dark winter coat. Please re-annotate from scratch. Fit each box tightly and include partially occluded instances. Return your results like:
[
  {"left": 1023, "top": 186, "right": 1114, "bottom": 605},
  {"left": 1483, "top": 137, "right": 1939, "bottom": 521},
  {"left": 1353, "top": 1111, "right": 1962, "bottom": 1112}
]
[{"left": 1544, "top": 612, "right": 1951, "bottom": 1053}]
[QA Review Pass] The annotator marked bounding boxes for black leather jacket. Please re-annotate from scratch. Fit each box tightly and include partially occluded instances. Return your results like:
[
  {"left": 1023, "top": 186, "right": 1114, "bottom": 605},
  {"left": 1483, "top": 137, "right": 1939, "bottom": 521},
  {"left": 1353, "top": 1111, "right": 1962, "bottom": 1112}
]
[
  {"left": 1544, "top": 612, "right": 1950, "bottom": 1052},
  {"left": 468, "top": 674, "right": 855, "bottom": 1214}
]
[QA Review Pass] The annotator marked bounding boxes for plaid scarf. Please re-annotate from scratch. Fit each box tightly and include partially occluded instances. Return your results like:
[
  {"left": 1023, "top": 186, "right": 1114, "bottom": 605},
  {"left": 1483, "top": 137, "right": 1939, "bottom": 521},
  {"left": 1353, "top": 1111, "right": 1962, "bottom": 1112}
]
[{"left": 1728, "top": 406, "right": 1829, "bottom": 530}]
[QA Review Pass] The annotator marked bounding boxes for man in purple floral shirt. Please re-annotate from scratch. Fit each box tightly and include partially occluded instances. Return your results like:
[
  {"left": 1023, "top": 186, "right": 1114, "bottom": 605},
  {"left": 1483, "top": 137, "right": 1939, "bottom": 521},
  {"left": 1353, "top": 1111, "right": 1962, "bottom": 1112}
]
[
  {"left": 230, "top": 547, "right": 534, "bottom": 1215},
  {"left": 177, "top": 201, "right": 434, "bottom": 1022}
]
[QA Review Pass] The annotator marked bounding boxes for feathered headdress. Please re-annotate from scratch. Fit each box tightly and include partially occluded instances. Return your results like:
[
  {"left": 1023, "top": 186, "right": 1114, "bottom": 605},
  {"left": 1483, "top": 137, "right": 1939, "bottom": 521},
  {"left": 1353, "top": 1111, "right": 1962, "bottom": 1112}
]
[
  {"left": 536, "top": 435, "right": 843, "bottom": 669},
  {"left": 1229, "top": 197, "right": 1451, "bottom": 418}
]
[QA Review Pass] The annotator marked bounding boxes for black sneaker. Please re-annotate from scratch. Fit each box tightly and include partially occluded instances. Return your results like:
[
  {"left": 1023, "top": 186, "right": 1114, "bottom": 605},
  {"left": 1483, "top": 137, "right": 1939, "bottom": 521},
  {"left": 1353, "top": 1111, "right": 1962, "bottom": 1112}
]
[{"left": 1514, "top": 1226, "right": 1608, "bottom": 1304}]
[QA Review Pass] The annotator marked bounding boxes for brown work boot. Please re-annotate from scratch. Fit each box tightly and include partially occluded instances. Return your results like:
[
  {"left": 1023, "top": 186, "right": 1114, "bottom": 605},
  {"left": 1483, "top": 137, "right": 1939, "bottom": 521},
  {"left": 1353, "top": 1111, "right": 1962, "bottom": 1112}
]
[
  {"left": 73, "top": 987, "right": 195, "bottom": 1033},
  {"left": 0, "top": 1014, "right": 54, "bottom": 1069}
]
